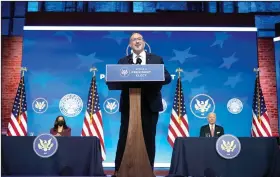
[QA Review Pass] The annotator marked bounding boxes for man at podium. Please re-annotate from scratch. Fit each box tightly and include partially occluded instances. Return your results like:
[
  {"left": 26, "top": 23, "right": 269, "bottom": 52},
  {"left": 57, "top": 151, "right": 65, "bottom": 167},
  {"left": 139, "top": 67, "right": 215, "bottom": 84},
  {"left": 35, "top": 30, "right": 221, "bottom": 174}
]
[{"left": 113, "top": 32, "right": 171, "bottom": 175}]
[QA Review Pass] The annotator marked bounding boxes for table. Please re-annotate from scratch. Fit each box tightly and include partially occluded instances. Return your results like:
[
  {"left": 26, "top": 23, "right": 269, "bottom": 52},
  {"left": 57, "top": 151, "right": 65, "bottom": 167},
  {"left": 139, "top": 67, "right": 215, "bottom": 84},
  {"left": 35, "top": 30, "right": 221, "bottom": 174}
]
[
  {"left": 168, "top": 137, "right": 280, "bottom": 177},
  {"left": 2, "top": 136, "right": 105, "bottom": 176}
]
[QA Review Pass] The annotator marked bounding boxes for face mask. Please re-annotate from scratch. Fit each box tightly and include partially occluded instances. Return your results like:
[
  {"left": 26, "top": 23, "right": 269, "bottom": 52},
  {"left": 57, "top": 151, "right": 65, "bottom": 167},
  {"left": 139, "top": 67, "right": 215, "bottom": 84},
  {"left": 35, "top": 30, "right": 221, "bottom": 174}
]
[{"left": 57, "top": 121, "right": 64, "bottom": 126}]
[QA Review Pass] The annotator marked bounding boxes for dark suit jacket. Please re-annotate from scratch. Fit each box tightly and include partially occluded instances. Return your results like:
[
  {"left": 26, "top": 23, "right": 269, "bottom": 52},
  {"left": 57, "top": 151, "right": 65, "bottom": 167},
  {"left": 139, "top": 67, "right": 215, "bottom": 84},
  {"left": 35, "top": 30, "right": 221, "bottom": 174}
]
[
  {"left": 199, "top": 124, "right": 224, "bottom": 137},
  {"left": 117, "top": 53, "right": 171, "bottom": 113},
  {"left": 50, "top": 127, "right": 71, "bottom": 136}
]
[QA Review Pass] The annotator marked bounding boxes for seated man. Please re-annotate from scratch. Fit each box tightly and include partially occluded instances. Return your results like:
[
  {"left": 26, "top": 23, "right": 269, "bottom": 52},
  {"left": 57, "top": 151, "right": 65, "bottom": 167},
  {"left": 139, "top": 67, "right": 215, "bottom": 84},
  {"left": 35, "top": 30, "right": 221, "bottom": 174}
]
[{"left": 200, "top": 112, "right": 224, "bottom": 137}]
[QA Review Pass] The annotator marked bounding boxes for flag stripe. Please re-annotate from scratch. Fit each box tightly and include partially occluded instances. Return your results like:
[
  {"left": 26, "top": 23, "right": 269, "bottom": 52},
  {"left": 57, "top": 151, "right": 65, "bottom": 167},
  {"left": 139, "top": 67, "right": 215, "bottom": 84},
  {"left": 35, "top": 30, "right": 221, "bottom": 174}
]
[
  {"left": 7, "top": 76, "right": 27, "bottom": 137},
  {"left": 11, "top": 115, "right": 25, "bottom": 136},
  {"left": 168, "top": 125, "right": 177, "bottom": 142},
  {"left": 81, "top": 76, "right": 106, "bottom": 160},
  {"left": 251, "top": 76, "right": 272, "bottom": 137},
  {"left": 168, "top": 78, "right": 189, "bottom": 147},
  {"left": 171, "top": 110, "right": 189, "bottom": 137},
  {"left": 262, "top": 113, "right": 272, "bottom": 136},
  {"left": 171, "top": 115, "right": 185, "bottom": 137}
]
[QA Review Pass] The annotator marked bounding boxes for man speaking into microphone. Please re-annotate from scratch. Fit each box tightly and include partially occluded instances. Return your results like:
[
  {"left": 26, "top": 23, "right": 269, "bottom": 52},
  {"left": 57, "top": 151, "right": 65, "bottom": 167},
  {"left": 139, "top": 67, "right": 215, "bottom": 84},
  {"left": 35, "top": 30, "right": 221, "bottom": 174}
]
[{"left": 113, "top": 32, "right": 171, "bottom": 176}]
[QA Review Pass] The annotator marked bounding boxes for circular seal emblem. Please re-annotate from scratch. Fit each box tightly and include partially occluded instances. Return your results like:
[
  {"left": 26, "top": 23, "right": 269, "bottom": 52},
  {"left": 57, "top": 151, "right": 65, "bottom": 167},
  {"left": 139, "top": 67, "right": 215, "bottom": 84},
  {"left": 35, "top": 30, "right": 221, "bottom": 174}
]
[
  {"left": 216, "top": 134, "right": 241, "bottom": 159},
  {"left": 159, "top": 99, "right": 167, "bottom": 114},
  {"left": 32, "top": 97, "right": 48, "bottom": 114},
  {"left": 103, "top": 98, "right": 119, "bottom": 114},
  {"left": 33, "top": 133, "right": 58, "bottom": 158},
  {"left": 227, "top": 98, "right": 243, "bottom": 114},
  {"left": 120, "top": 67, "right": 130, "bottom": 77},
  {"left": 190, "top": 94, "right": 215, "bottom": 118},
  {"left": 126, "top": 42, "right": 151, "bottom": 56},
  {"left": 59, "top": 94, "right": 83, "bottom": 117}
]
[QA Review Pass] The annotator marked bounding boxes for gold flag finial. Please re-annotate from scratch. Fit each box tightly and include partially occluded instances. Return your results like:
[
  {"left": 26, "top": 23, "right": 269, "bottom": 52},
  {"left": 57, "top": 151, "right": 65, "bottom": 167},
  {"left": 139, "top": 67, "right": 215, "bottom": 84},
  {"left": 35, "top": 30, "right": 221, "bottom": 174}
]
[
  {"left": 176, "top": 68, "right": 183, "bottom": 78},
  {"left": 21, "top": 67, "right": 27, "bottom": 76},
  {"left": 253, "top": 68, "right": 260, "bottom": 76},
  {"left": 90, "top": 67, "right": 98, "bottom": 76}
]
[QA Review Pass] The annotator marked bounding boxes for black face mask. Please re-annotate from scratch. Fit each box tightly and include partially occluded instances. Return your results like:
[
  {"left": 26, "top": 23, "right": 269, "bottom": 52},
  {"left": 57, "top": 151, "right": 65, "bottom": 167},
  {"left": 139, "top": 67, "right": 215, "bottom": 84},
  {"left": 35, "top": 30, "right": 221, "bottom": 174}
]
[{"left": 57, "top": 121, "right": 64, "bottom": 126}]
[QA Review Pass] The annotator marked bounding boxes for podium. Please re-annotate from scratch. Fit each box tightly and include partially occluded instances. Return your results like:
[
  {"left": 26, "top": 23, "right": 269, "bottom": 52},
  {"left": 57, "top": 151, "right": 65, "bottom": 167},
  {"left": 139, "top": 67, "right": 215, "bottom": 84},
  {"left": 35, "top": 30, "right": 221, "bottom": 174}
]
[{"left": 106, "top": 64, "right": 165, "bottom": 177}]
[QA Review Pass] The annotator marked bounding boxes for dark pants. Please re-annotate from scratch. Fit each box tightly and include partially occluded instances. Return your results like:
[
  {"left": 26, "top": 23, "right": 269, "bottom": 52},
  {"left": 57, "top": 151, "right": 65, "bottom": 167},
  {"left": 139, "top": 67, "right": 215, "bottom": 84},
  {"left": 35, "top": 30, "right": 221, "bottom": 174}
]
[{"left": 114, "top": 102, "right": 159, "bottom": 172}]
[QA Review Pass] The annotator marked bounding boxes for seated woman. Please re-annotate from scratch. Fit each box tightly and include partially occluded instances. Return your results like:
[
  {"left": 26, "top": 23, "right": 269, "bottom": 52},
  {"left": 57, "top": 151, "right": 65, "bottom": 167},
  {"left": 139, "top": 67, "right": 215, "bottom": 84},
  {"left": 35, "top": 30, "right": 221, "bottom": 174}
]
[{"left": 50, "top": 116, "right": 71, "bottom": 136}]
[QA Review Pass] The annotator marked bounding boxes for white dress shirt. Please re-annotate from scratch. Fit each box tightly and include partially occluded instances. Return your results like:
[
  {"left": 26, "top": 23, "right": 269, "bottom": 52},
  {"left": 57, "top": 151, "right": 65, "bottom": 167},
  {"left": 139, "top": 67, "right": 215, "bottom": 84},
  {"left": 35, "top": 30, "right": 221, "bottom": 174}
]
[
  {"left": 132, "top": 50, "right": 146, "bottom": 65},
  {"left": 209, "top": 124, "right": 215, "bottom": 131}
]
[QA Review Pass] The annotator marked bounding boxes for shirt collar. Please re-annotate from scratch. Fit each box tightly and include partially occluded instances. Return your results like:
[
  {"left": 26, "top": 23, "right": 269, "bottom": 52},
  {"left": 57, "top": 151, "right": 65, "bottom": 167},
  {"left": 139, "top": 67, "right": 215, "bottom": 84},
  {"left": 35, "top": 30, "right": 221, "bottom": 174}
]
[{"left": 133, "top": 50, "right": 146, "bottom": 59}]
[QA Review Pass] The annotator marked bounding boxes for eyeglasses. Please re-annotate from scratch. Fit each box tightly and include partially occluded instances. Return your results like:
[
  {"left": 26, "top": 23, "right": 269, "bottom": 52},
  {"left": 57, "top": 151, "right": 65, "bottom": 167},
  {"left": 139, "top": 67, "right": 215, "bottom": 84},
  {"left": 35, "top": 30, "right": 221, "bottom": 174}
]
[{"left": 130, "top": 37, "right": 143, "bottom": 42}]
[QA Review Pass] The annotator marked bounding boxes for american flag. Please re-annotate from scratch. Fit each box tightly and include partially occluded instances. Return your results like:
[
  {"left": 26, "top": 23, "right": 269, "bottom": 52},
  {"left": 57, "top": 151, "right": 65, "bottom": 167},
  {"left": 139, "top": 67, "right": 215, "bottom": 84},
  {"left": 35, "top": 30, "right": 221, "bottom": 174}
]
[
  {"left": 81, "top": 76, "right": 106, "bottom": 160},
  {"left": 251, "top": 75, "right": 272, "bottom": 137},
  {"left": 7, "top": 76, "right": 28, "bottom": 136},
  {"left": 167, "top": 77, "right": 189, "bottom": 147}
]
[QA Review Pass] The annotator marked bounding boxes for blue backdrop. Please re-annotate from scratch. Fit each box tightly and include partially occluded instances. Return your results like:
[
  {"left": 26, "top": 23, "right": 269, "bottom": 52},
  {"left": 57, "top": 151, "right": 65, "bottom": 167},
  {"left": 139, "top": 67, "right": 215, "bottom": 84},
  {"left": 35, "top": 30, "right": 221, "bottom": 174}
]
[
  {"left": 22, "top": 26, "right": 258, "bottom": 165},
  {"left": 274, "top": 38, "right": 280, "bottom": 134}
]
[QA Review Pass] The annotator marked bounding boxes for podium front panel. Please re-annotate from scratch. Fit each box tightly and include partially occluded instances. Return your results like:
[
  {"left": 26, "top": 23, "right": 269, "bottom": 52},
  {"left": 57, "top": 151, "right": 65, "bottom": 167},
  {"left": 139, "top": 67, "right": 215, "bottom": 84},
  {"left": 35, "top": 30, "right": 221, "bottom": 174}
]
[{"left": 106, "top": 64, "right": 164, "bottom": 82}]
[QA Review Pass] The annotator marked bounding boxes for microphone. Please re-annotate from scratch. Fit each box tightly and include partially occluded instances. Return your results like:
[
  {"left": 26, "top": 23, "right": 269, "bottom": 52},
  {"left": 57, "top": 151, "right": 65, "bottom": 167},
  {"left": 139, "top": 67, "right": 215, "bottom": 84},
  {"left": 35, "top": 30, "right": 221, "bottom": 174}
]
[{"left": 136, "top": 58, "right": 142, "bottom": 64}]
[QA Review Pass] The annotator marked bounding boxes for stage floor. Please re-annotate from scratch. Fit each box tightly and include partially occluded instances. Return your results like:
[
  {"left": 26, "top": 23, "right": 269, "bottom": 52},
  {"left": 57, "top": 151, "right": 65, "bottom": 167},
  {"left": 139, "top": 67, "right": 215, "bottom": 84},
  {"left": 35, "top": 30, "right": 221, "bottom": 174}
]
[
  {"left": 104, "top": 168, "right": 168, "bottom": 176},
  {"left": 2, "top": 168, "right": 169, "bottom": 177}
]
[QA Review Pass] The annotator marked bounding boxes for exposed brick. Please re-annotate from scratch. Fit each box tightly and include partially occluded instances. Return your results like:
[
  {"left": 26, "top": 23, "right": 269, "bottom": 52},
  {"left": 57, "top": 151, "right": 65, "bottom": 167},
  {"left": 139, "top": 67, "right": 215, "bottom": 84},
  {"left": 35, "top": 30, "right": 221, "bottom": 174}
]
[
  {"left": 1, "top": 37, "right": 22, "bottom": 134},
  {"left": 1, "top": 37, "right": 279, "bottom": 136},
  {"left": 258, "top": 38, "right": 279, "bottom": 136}
]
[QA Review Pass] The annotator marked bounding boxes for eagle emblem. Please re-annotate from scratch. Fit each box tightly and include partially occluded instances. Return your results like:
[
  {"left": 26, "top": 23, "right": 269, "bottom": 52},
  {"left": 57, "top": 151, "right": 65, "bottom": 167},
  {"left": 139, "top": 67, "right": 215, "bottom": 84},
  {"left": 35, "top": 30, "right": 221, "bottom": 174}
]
[
  {"left": 38, "top": 138, "right": 54, "bottom": 153},
  {"left": 221, "top": 140, "right": 236, "bottom": 153},
  {"left": 216, "top": 134, "right": 241, "bottom": 159},
  {"left": 106, "top": 101, "right": 117, "bottom": 112},
  {"left": 33, "top": 133, "right": 58, "bottom": 158},
  {"left": 103, "top": 98, "right": 119, "bottom": 114},
  {"left": 32, "top": 98, "right": 48, "bottom": 114},
  {"left": 194, "top": 99, "right": 211, "bottom": 115},
  {"left": 35, "top": 101, "right": 46, "bottom": 110}
]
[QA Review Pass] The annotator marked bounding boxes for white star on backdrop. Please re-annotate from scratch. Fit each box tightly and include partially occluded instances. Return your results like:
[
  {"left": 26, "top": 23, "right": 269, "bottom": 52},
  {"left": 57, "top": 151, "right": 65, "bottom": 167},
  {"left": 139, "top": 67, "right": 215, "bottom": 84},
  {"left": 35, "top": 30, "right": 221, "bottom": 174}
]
[
  {"left": 103, "top": 32, "right": 130, "bottom": 45},
  {"left": 76, "top": 53, "right": 104, "bottom": 69},
  {"left": 181, "top": 69, "right": 202, "bottom": 83},
  {"left": 210, "top": 32, "right": 230, "bottom": 48},
  {"left": 224, "top": 72, "right": 243, "bottom": 88},
  {"left": 219, "top": 52, "right": 239, "bottom": 69},
  {"left": 169, "top": 47, "right": 197, "bottom": 64}
]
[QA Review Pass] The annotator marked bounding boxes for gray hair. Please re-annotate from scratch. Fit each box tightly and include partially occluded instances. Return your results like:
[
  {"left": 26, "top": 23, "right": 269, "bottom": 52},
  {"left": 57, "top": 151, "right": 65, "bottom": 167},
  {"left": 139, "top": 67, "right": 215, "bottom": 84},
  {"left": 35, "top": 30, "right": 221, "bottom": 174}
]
[{"left": 207, "top": 112, "right": 216, "bottom": 117}]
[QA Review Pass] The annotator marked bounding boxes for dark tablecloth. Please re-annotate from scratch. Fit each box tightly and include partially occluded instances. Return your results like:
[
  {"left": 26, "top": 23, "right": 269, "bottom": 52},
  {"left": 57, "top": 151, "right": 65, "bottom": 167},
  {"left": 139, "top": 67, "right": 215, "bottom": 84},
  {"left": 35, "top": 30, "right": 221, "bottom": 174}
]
[
  {"left": 2, "top": 136, "right": 105, "bottom": 176},
  {"left": 168, "top": 137, "right": 280, "bottom": 177}
]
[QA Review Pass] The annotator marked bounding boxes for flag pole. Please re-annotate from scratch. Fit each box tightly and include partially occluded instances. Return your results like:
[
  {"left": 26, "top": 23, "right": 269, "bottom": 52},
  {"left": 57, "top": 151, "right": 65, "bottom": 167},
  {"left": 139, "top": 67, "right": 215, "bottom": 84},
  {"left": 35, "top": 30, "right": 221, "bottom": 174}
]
[
  {"left": 18, "top": 67, "right": 27, "bottom": 124},
  {"left": 176, "top": 68, "right": 183, "bottom": 126},
  {"left": 89, "top": 67, "right": 97, "bottom": 124},
  {"left": 253, "top": 68, "right": 262, "bottom": 124}
]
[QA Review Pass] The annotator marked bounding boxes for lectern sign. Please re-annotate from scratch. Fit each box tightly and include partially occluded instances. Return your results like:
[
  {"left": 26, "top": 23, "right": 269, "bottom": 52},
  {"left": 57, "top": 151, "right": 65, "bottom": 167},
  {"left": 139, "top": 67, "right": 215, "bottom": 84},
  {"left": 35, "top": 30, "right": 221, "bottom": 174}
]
[{"left": 106, "top": 64, "right": 164, "bottom": 82}]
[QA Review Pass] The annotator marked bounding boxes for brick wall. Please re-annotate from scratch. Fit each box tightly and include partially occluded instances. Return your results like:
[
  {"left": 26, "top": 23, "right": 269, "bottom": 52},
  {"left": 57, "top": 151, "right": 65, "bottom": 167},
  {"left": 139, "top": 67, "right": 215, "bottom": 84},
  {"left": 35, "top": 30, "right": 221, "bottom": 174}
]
[
  {"left": 258, "top": 38, "right": 279, "bottom": 136},
  {"left": 1, "top": 37, "right": 279, "bottom": 136},
  {"left": 1, "top": 37, "right": 23, "bottom": 134}
]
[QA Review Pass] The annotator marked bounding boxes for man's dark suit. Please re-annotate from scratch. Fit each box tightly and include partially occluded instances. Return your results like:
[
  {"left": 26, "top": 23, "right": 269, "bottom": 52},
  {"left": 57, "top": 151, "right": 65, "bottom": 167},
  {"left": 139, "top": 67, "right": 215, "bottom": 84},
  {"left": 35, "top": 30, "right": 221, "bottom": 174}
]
[
  {"left": 199, "top": 124, "right": 224, "bottom": 137},
  {"left": 114, "top": 53, "right": 171, "bottom": 172}
]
